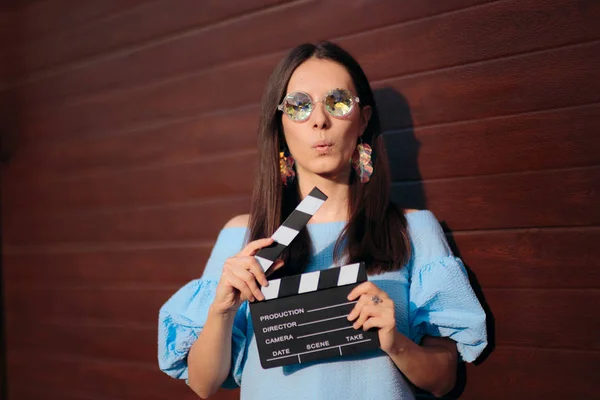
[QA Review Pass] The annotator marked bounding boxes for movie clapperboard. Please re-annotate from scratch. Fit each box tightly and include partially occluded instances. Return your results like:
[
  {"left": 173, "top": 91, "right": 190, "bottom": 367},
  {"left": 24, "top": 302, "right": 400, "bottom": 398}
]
[{"left": 249, "top": 187, "right": 380, "bottom": 369}]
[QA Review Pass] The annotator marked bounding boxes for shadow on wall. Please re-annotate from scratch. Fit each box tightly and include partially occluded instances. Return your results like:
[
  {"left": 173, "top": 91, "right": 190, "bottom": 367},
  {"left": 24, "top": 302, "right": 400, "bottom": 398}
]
[{"left": 374, "top": 87, "right": 494, "bottom": 399}]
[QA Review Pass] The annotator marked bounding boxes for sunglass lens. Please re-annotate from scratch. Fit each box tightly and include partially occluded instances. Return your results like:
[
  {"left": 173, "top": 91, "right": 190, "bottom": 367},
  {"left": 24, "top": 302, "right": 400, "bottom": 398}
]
[
  {"left": 325, "top": 89, "right": 354, "bottom": 117},
  {"left": 283, "top": 92, "right": 312, "bottom": 121}
]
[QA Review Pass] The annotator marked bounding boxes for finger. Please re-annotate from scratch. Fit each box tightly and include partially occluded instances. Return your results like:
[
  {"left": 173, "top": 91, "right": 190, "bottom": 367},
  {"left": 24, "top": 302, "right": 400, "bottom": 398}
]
[
  {"left": 240, "top": 238, "right": 275, "bottom": 257},
  {"left": 363, "top": 316, "right": 385, "bottom": 331},
  {"left": 347, "top": 281, "right": 387, "bottom": 301},
  {"left": 353, "top": 304, "right": 382, "bottom": 330},
  {"left": 225, "top": 273, "right": 256, "bottom": 302},
  {"left": 244, "top": 257, "right": 270, "bottom": 287},
  {"left": 347, "top": 294, "right": 369, "bottom": 322},
  {"left": 233, "top": 268, "right": 265, "bottom": 302},
  {"left": 347, "top": 282, "right": 369, "bottom": 301}
]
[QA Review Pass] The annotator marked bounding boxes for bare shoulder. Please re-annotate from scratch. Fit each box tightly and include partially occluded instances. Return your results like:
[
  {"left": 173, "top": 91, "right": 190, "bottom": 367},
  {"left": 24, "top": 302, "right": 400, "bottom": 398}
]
[
  {"left": 224, "top": 214, "right": 250, "bottom": 229},
  {"left": 403, "top": 208, "right": 421, "bottom": 215}
]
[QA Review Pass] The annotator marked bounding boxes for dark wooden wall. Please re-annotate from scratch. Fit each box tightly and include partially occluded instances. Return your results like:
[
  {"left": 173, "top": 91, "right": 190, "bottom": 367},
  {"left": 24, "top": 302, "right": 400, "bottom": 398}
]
[{"left": 1, "top": 1, "right": 598, "bottom": 399}]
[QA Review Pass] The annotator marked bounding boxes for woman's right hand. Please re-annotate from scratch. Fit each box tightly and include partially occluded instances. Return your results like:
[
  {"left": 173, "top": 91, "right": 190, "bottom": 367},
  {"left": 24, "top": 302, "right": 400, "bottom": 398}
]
[{"left": 212, "top": 238, "right": 284, "bottom": 316}]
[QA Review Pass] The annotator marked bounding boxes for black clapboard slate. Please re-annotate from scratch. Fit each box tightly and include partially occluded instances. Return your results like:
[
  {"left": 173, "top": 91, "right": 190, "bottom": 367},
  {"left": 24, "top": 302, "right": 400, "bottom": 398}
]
[{"left": 249, "top": 262, "right": 380, "bottom": 369}]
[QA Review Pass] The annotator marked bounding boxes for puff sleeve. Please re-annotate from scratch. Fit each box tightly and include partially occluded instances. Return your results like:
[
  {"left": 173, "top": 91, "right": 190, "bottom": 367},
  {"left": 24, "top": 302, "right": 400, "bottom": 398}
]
[
  {"left": 158, "top": 227, "right": 248, "bottom": 387},
  {"left": 407, "top": 212, "right": 488, "bottom": 362}
]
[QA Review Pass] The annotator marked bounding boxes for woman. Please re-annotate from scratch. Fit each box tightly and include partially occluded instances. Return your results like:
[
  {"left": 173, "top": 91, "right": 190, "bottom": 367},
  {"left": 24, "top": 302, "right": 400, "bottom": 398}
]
[{"left": 158, "top": 41, "right": 487, "bottom": 399}]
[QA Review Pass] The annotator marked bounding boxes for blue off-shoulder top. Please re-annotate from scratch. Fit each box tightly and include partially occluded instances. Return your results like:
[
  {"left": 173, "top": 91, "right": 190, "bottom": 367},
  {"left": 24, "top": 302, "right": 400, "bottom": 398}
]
[{"left": 158, "top": 210, "right": 487, "bottom": 400}]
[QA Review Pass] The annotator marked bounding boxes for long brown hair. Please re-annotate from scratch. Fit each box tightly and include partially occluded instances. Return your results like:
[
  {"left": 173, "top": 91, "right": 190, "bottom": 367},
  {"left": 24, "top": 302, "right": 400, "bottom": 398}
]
[{"left": 248, "top": 41, "right": 410, "bottom": 277}]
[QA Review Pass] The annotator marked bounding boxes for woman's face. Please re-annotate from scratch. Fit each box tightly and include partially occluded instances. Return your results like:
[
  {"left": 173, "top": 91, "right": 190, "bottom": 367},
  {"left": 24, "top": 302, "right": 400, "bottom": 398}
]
[{"left": 282, "top": 58, "right": 371, "bottom": 182}]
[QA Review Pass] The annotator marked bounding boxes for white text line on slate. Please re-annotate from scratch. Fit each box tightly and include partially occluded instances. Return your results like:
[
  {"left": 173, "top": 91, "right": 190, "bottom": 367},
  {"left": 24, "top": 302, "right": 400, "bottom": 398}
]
[
  {"left": 296, "top": 326, "right": 355, "bottom": 339},
  {"left": 266, "top": 339, "right": 374, "bottom": 361},
  {"left": 297, "top": 315, "right": 348, "bottom": 327},
  {"left": 307, "top": 301, "right": 358, "bottom": 313}
]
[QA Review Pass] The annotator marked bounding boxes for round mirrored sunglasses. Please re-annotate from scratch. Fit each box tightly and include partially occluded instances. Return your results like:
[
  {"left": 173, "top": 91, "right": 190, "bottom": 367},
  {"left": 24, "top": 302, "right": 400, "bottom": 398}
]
[{"left": 277, "top": 88, "right": 360, "bottom": 122}]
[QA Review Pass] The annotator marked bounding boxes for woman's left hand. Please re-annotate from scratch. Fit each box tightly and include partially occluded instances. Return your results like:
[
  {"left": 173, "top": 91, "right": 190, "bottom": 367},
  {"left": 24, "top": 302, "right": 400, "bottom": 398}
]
[{"left": 347, "top": 281, "right": 398, "bottom": 355}]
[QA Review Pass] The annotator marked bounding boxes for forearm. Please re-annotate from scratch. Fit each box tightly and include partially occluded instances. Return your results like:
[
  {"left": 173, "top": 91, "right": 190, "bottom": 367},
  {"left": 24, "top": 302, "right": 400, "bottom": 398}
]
[
  {"left": 187, "top": 305, "right": 236, "bottom": 399},
  {"left": 387, "top": 333, "right": 457, "bottom": 397}
]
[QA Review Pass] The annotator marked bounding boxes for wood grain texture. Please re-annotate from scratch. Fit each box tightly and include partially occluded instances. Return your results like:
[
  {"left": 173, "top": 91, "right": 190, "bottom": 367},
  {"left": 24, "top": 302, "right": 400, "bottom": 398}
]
[
  {"left": 6, "top": 351, "right": 212, "bottom": 400},
  {"left": 2, "top": 160, "right": 254, "bottom": 216},
  {"left": 0, "top": 11, "right": 15, "bottom": 84},
  {"left": 15, "top": 1, "right": 151, "bottom": 40},
  {"left": 485, "top": 289, "right": 600, "bottom": 350},
  {"left": 10, "top": 0, "right": 289, "bottom": 76},
  {"left": 4, "top": 106, "right": 260, "bottom": 181},
  {"left": 4, "top": 226, "right": 598, "bottom": 291},
  {"left": 4, "top": 163, "right": 598, "bottom": 225},
  {"left": 3, "top": 1, "right": 600, "bottom": 399},
  {"left": 450, "top": 227, "right": 600, "bottom": 289},
  {"left": 7, "top": 99, "right": 600, "bottom": 185},
  {"left": 348, "top": 0, "right": 600, "bottom": 83},
  {"left": 4, "top": 286, "right": 597, "bottom": 365},
  {"left": 3, "top": 195, "right": 251, "bottom": 243},
  {"left": 3, "top": 286, "right": 173, "bottom": 324},
  {"left": 385, "top": 103, "right": 600, "bottom": 180},
  {"left": 3, "top": 245, "right": 214, "bottom": 286},
  {"left": 18, "top": 39, "right": 600, "bottom": 142},
  {"left": 5, "top": 347, "right": 597, "bottom": 400},
  {"left": 5, "top": 320, "right": 158, "bottom": 364},
  {"left": 11, "top": 0, "right": 493, "bottom": 106},
  {"left": 458, "top": 348, "right": 598, "bottom": 399},
  {"left": 392, "top": 166, "right": 600, "bottom": 229}
]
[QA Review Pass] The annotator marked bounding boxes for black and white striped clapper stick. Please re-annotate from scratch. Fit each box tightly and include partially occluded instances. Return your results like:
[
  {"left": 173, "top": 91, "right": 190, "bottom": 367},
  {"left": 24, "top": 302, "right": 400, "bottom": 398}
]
[
  {"left": 254, "top": 187, "right": 328, "bottom": 275},
  {"left": 260, "top": 262, "right": 365, "bottom": 300},
  {"left": 249, "top": 262, "right": 380, "bottom": 369}
]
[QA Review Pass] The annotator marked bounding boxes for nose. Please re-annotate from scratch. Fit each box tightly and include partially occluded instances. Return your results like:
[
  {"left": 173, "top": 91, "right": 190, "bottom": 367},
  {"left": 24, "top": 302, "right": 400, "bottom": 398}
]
[{"left": 311, "top": 101, "right": 330, "bottom": 131}]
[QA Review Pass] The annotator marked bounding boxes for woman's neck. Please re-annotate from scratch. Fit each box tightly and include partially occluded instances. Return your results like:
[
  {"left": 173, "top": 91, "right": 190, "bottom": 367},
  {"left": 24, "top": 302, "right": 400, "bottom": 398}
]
[{"left": 297, "top": 173, "right": 350, "bottom": 224}]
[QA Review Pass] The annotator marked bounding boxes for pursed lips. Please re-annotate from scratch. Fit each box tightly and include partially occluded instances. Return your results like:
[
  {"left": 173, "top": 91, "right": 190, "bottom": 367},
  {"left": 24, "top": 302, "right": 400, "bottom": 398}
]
[
  {"left": 312, "top": 140, "right": 334, "bottom": 149},
  {"left": 312, "top": 141, "right": 334, "bottom": 155}
]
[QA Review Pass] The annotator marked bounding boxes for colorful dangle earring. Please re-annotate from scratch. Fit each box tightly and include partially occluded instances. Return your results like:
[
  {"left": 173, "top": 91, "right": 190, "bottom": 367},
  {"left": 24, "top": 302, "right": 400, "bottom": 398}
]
[
  {"left": 279, "top": 149, "right": 296, "bottom": 186},
  {"left": 351, "top": 137, "right": 373, "bottom": 183}
]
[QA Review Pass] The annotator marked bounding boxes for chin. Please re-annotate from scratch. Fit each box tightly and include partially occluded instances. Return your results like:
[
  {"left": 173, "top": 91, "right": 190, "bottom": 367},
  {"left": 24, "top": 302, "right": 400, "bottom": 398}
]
[{"left": 308, "top": 161, "right": 348, "bottom": 179}]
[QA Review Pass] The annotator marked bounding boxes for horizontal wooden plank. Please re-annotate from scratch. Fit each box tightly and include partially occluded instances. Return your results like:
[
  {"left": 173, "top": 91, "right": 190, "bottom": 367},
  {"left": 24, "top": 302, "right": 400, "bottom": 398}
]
[
  {"left": 8, "top": 387, "right": 109, "bottom": 400},
  {"left": 8, "top": 385, "right": 238, "bottom": 400},
  {"left": 0, "top": 11, "right": 15, "bottom": 84},
  {"left": 14, "top": 0, "right": 493, "bottom": 107},
  {"left": 450, "top": 227, "right": 600, "bottom": 289},
  {"left": 378, "top": 40, "right": 600, "bottom": 130},
  {"left": 2, "top": 195, "right": 250, "bottom": 245},
  {"left": 4, "top": 106, "right": 260, "bottom": 181},
  {"left": 3, "top": 286, "right": 174, "bottom": 324},
  {"left": 20, "top": 52, "right": 277, "bottom": 139},
  {"left": 3, "top": 227, "right": 598, "bottom": 290},
  {"left": 4, "top": 164, "right": 599, "bottom": 233},
  {"left": 4, "top": 286, "right": 598, "bottom": 352},
  {"left": 13, "top": 0, "right": 288, "bottom": 77},
  {"left": 9, "top": 0, "right": 151, "bottom": 42},
  {"left": 3, "top": 154, "right": 256, "bottom": 213},
  {"left": 20, "top": 37, "right": 600, "bottom": 142},
  {"left": 5, "top": 347, "right": 598, "bottom": 399},
  {"left": 486, "top": 289, "right": 600, "bottom": 350},
  {"left": 6, "top": 320, "right": 157, "bottom": 364},
  {"left": 351, "top": 0, "right": 600, "bottom": 87},
  {"left": 392, "top": 166, "right": 600, "bottom": 230},
  {"left": 6, "top": 352, "right": 211, "bottom": 400},
  {"left": 459, "top": 347, "right": 597, "bottom": 399},
  {"left": 9, "top": 101, "right": 600, "bottom": 185},
  {"left": 5, "top": 288, "right": 597, "bottom": 365},
  {"left": 3, "top": 245, "right": 214, "bottom": 286},
  {"left": 385, "top": 103, "right": 600, "bottom": 180}
]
